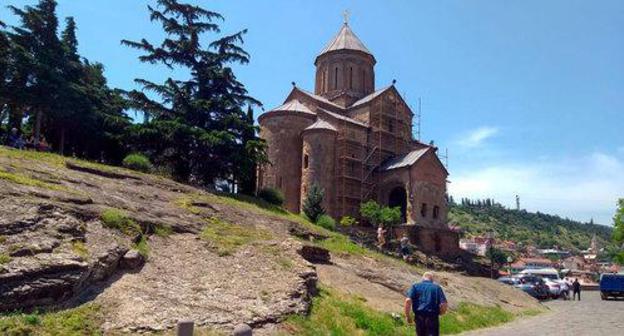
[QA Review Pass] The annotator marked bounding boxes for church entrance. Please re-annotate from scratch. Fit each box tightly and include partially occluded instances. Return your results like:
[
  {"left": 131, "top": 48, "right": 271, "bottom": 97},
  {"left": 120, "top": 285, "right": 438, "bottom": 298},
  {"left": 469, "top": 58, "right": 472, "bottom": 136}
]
[{"left": 388, "top": 186, "right": 407, "bottom": 223}]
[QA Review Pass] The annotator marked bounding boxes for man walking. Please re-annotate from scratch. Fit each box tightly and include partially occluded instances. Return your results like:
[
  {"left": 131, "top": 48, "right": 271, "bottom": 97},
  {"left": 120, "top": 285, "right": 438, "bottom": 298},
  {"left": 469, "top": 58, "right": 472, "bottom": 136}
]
[
  {"left": 405, "top": 272, "right": 448, "bottom": 336},
  {"left": 572, "top": 278, "right": 581, "bottom": 301}
]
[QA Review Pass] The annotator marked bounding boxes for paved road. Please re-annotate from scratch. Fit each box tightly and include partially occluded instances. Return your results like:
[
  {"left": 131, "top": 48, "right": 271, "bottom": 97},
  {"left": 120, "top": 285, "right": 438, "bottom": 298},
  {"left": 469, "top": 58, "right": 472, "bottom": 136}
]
[{"left": 461, "top": 291, "right": 624, "bottom": 336}]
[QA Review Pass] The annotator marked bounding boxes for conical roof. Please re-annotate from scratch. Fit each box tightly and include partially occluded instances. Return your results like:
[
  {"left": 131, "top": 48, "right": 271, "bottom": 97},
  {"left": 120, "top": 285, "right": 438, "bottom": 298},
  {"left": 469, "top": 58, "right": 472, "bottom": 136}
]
[
  {"left": 304, "top": 118, "right": 337, "bottom": 132},
  {"left": 318, "top": 23, "right": 372, "bottom": 57},
  {"left": 269, "top": 99, "right": 315, "bottom": 115}
]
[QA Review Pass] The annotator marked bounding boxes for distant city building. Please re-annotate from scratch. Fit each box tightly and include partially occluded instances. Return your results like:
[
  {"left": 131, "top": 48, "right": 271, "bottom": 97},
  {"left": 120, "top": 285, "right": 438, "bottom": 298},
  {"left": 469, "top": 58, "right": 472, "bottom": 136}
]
[{"left": 511, "top": 257, "right": 554, "bottom": 273}]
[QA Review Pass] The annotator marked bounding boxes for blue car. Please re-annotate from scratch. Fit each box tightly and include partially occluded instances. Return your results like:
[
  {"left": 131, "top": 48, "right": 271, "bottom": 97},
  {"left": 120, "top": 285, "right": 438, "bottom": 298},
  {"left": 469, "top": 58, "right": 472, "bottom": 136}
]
[{"left": 600, "top": 274, "right": 624, "bottom": 300}]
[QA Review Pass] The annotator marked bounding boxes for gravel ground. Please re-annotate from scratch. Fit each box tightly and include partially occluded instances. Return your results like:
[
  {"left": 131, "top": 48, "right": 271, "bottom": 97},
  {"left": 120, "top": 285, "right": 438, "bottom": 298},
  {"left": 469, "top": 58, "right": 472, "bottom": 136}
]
[{"left": 461, "top": 291, "right": 624, "bottom": 336}]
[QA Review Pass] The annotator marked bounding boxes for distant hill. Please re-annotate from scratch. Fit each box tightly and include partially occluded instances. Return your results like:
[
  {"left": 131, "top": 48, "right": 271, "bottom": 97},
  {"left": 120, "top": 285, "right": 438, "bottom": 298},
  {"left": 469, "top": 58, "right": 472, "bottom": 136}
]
[{"left": 448, "top": 201, "right": 614, "bottom": 252}]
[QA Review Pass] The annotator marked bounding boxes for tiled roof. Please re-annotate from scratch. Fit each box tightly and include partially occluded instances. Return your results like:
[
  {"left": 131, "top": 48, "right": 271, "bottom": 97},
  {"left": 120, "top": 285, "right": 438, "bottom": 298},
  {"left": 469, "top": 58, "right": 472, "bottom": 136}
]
[
  {"left": 295, "top": 88, "right": 345, "bottom": 110},
  {"left": 317, "top": 108, "right": 368, "bottom": 127},
  {"left": 304, "top": 119, "right": 337, "bottom": 132},
  {"left": 269, "top": 99, "right": 315, "bottom": 115},
  {"left": 379, "top": 148, "right": 430, "bottom": 171},
  {"left": 319, "top": 23, "right": 372, "bottom": 56},
  {"left": 350, "top": 86, "right": 392, "bottom": 108}
]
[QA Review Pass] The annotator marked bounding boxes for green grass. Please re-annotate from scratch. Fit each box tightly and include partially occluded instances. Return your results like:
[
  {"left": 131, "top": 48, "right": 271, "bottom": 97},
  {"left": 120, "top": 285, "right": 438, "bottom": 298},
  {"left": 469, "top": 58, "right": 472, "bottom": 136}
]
[
  {"left": 0, "top": 146, "right": 67, "bottom": 167},
  {"left": 440, "top": 303, "right": 514, "bottom": 334},
  {"left": 281, "top": 288, "right": 520, "bottom": 336},
  {"left": 71, "top": 241, "right": 89, "bottom": 260},
  {"left": 100, "top": 208, "right": 142, "bottom": 235},
  {"left": 200, "top": 216, "right": 272, "bottom": 256},
  {"left": 0, "top": 254, "right": 11, "bottom": 265},
  {"left": 0, "top": 304, "right": 102, "bottom": 336},
  {"left": 132, "top": 235, "right": 150, "bottom": 258},
  {"left": 0, "top": 236, "right": 7, "bottom": 244},
  {"left": 0, "top": 169, "right": 64, "bottom": 191}
]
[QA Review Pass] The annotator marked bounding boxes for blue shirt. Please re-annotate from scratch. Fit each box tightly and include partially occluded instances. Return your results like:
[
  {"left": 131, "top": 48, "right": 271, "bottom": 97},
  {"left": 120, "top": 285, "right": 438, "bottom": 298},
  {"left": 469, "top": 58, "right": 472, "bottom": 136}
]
[{"left": 406, "top": 280, "right": 447, "bottom": 315}]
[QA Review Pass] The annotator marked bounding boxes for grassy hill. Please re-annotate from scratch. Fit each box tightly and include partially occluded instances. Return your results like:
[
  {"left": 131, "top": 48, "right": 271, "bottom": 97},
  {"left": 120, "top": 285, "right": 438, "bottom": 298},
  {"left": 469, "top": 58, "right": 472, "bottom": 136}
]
[
  {"left": 448, "top": 203, "right": 614, "bottom": 251},
  {"left": 0, "top": 146, "right": 544, "bottom": 335}
]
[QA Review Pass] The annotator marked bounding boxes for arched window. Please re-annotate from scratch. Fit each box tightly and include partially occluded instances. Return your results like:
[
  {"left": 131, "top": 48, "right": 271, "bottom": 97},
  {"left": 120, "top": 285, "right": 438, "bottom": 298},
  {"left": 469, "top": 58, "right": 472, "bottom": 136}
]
[
  {"left": 303, "top": 154, "right": 309, "bottom": 169},
  {"left": 433, "top": 205, "right": 440, "bottom": 219},
  {"left": 349, "top": 67, "right": 353, "bottom": 89},
  {"left": 334, "top": 67, "right": 338, "bottom": 89},
  {"left": 361, "top": 69, "right": 366, "bottom": 91}
]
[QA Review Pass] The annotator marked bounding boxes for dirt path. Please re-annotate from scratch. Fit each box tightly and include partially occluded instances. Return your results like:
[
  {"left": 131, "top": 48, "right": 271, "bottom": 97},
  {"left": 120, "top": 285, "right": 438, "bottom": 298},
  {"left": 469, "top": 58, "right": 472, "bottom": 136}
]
[{"left": 460, "top": 291, "right": 624, "bottom": 336}]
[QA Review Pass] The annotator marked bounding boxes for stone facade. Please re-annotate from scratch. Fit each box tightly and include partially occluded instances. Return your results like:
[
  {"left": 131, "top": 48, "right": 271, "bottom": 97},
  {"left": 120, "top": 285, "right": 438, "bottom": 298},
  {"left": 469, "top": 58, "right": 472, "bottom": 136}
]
[{"left": 258, "top": 22, "right": 451, "bottom": 233}]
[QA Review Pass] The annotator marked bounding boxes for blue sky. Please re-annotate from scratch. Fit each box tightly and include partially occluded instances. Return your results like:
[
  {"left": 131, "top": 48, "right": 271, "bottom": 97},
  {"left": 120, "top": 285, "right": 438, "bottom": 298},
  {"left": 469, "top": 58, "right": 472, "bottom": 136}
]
[{"left": 2, "top": 1, "right": 623, "bottom": 225}]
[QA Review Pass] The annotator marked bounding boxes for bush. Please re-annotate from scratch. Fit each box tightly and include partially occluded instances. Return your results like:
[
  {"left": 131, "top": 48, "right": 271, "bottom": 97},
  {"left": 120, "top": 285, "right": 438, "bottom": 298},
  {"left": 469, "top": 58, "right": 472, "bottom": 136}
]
[
  {"left": 100, "top": 208, "right": 142, "bottom": 235},
  {"left": 257, "top": 187, "right": 284, "bottom": 206},
  {"left": 303, "top": 184, "right": 325, "bottom": 223},
  {"left": 316, "top": 215, "right": 336, "bottom": 231},
  {"left": 339, "top": 216, "right": 358, "bottom": 226},
  {"left": 122, "top": 153, "right": 152, "bottom": 173}
]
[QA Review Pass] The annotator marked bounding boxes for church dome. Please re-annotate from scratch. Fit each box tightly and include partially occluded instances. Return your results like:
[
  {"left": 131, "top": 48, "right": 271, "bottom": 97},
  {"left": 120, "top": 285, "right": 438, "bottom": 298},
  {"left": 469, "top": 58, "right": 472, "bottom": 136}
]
[{"left": 317, "top": 23, "right": 374, "bottom": 60}]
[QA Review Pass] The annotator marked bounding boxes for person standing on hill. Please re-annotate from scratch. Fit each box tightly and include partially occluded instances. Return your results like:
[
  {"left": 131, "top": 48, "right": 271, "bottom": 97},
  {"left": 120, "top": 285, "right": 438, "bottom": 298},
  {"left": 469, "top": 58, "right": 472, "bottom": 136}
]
[
  {"left": 405, "top": 272, "right": 448, "bottom": 336},
  {"left": 572, "top": 278, "right": 581, "bottom": 301},
  {"left": 377, "top": 224, "right": 387, "bottom": 249}
]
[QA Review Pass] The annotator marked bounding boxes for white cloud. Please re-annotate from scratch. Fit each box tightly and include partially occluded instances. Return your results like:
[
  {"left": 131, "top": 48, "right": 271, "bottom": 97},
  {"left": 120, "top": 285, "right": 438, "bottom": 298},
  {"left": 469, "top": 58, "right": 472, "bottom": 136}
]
[
  {"left": 456, "top": 126, "right": 499, "bottom": 148},
  {"left": 449, "top": 151, "right": 624, "bottom": 225}
]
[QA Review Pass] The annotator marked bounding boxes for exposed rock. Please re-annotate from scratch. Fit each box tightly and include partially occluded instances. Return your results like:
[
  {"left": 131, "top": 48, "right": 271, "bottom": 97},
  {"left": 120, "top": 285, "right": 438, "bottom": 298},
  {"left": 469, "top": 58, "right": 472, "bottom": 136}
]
[
  {"left": 120, "top": 250, "right": 145, "bottom": 269},
  {"left": 65, "top": 161, "right": 140, "bottom": 180},
  {"left": 297, "top": 245, "right": 331, "bottom": 264},
  {"left": 233, "top": 324, "right": 253, "bottom": 336},
  {"left": 288, "top": 223, "right": 329, "bottom": 241}
]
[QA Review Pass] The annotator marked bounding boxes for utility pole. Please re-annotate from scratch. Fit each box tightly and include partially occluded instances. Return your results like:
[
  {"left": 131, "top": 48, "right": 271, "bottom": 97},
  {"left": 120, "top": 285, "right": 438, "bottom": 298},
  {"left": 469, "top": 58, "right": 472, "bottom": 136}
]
[{"left": 515, "top": 195, "right": 520, "bottom": 211}]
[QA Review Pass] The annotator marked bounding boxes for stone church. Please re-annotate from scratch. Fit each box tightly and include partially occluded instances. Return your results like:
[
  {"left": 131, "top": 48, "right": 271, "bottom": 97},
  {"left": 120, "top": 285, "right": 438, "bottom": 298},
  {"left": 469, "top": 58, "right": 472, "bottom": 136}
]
[{"left": 257, "top": 22, "right": 452, "bottom": 238}]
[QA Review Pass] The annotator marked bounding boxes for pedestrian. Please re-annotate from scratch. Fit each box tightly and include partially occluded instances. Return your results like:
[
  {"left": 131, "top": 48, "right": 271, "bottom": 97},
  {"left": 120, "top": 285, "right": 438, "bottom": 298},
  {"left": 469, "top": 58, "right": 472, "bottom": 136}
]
[
  {"left": 405, "top": 272, "right": 448, "bottom": 336},
  {"left": 400, "top": 234, "right": 411, "bottom": 260},
  {"left": 561, "top": 277, "right": 570, "bottom": 300},
  {"left": 572, "top": 278, "right": 581, "bottom": 301},
  {"left": 6, "top": 128, "right": 24, "bottom": 149},
  {"left": 377, "top": 224, "right": 387, "bottom": 249}
]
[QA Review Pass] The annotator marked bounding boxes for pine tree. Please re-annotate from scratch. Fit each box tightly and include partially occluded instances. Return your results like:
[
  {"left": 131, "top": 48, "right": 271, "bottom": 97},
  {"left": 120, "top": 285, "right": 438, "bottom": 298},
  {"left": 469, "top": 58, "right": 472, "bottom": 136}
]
[
  {"left": 303, "top": 183, "right": 325, "bottom": 223},
  {"left": 122, "top": 0, "right": 264, "bottom": 185},
  {"left": 9, "top": 0, "right": 65, "bottom": 145},
  {"left": 0, "top": 20, "right": 9, "bottom": 135}
]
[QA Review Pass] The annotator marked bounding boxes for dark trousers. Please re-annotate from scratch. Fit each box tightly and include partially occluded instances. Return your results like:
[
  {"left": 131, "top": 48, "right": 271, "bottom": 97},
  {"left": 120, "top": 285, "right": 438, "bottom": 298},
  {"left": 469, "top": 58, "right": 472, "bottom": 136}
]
[
  {"left": 573, "top": 290, "right": 581, "bottom": 301},
  {"left": 415, "top": 313, "right": 439, "bottom": 336}
]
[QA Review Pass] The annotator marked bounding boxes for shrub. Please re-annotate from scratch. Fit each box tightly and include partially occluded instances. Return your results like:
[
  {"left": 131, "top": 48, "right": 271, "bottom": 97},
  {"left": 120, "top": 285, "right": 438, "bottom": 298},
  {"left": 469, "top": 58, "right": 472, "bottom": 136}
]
[
  {"left": 0, "top": 253, "right": 11, "bottom": 265},
  {"left": 257, "top": 187, "right": 284, "bottom": 206},
  {"left": 122, "top": 153, "right": 152, "bottom": 173},
  {"left": 100, "top": 209, "right": 142, "bottom": 235},
  {"left": 303, "top": 183, "right": 325, "bottom": 223},
  {"left": 339, "top": 216, "right": 358, "bottom": 226},
  {"left": 316, "top": 215, "right": 336, "bottom": 231},
  {"left": 133, "top": 236, "right": 150, "bottom": 258}
]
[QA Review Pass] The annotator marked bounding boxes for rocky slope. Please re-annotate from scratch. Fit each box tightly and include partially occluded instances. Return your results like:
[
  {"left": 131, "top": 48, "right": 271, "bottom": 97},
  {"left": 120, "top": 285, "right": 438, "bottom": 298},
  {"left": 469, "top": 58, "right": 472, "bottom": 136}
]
[{"left": 0, "top": 147, "right": 543, "bottom": 334}]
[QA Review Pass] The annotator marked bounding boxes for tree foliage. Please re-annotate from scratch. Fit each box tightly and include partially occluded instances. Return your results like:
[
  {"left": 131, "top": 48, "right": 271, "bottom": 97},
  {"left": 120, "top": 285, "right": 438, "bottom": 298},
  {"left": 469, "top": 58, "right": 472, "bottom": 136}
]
[
  {"left": 359, "top": 200, "right": 402, "bottom": 228},
  {"left": 303, "top": 184, "right": 325, "bottom": 223},
  {"left": 612, "top": 199, "right": 624, "bottom": 265},
  {"left": 1, "top": 0, "right": 130, "bottom": 161},
  {"left": 121, "top": 0, "right": 266, "bottom": 185},
  {"left": 449, "top": 202, "right": 615, "bottom": 252}
]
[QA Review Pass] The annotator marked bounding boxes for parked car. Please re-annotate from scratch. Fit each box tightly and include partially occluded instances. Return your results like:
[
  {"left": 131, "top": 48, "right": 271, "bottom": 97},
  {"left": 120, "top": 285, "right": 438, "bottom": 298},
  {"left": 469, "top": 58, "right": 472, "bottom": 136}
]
[
  {"left": 543, "top": 278, "right": 563, "bottom": 298},
  {"left": 514, "top": 275, "right": 550, "bottom": 300},
  {"left": 520, "top": 268, "right": 568, "bottom": 298},
  {"left": 600, "top": 273, "right": 624, "bottom": 300},
  {"left": 497, "top": 277, "right": 520, "bottom": 286}
]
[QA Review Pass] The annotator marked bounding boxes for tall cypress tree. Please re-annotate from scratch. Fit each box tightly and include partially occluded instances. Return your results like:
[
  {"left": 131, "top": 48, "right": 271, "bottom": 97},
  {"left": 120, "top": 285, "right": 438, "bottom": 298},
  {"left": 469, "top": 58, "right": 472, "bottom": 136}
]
[{"left": 122, "top": 0, "right": 265, "bottom": 185}]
